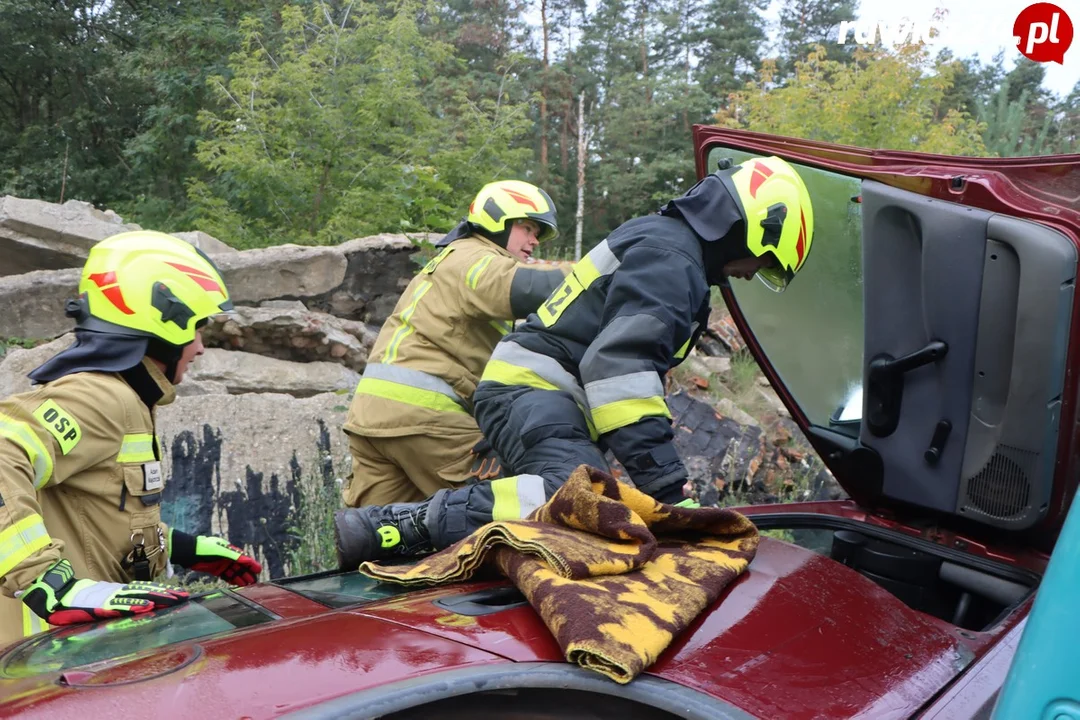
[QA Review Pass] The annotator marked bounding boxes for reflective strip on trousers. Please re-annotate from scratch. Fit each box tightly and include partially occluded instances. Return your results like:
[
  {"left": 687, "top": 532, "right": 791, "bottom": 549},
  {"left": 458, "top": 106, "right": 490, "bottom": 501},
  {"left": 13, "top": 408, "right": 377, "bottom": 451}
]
[
  {"left": 482, "top": 342, "right": 599, "bottom": 441},
  {"left": 0, "top": 412, "right": 53, "bottom": 489},
  {"left": 0, "top": 514, "right": 51, "bottom": 579},
  {"left": 359, "top": 364, "right": 469, "bottom": 414},
  {"left": 116, "top": 433, "right": 155, "bottom": 463},
  {"left": 585, "top": 371, "right": 670, "bottom": 433},
  {"left": 383, "top": 280, "right": 434, "bottom": 364},
  {"left": 466, "top": 256, "right": 495, "bottom": 290},
  {"left": 490, "top": 475, "right": 547, "bottom": 521},
  {"left": 22, "top": 604, "right": 49, "bottom": 637}
]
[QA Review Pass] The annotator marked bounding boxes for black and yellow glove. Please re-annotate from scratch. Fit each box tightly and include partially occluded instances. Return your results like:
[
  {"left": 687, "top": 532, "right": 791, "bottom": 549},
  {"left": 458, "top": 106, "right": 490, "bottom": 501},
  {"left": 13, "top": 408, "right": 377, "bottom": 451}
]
[
  {"left": 169, "top": 530, "right": 262, "bottom": 586},
  {"left": 20, "top": 559, "right": 189, "bottom": 626}
]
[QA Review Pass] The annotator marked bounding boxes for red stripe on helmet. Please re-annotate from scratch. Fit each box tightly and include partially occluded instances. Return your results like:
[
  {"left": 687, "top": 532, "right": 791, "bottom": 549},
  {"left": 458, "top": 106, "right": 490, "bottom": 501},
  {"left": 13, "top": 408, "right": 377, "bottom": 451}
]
[
  {"left": 102, "top": 286, "right": 135, "bottom": 315},
  {"left": 167, "top": 262, "right": 223, "bottom": 293},
  {"left": 795, "top": 210, "right": 807, "bottom": 267},
  {"left": 503, "top": 189, "right": 539, "bottom": 211},
  {"left": 88, "top": 271, "right": 117, "bottom": 287},
  {"left": 748, "top": 161, "right": 774, "bottom": 199}
]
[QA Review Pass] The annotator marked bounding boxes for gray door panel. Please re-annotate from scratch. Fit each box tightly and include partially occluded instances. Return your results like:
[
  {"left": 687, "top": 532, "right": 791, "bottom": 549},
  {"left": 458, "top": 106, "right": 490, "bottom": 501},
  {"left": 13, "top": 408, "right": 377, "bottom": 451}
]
[
  {"left": 861, "top": 180, "right": 990, "bottom": 513},
  {"left": 860, "top": 180, "right": 1077, "bottom": 530}
]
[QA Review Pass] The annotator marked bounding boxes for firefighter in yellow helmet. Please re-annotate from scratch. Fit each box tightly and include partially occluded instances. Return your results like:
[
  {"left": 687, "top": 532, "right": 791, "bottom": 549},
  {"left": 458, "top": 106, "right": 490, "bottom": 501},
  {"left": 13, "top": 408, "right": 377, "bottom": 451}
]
[
  {"left": 341, "top": 180, "right": 572, "bottom": 509},
  {"left": 0, "top": 231, "right": 261, "bottom": 645},
  {"left": 335, "top": 156, "right": 814, "bottom": 566}
]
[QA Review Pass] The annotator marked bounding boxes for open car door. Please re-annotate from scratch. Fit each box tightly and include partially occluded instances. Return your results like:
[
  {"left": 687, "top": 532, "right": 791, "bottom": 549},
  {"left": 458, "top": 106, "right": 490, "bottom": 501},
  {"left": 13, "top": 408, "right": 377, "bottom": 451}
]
[{"left": 692, "top": 127, "right": 1080, "bottom": 553}]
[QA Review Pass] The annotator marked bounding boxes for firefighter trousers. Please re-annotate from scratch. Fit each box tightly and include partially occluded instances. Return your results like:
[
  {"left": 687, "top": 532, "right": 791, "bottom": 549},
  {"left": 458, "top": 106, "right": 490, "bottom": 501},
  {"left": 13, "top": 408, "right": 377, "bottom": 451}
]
[
  {"left": 425, "top": 382, "right": 610, "bottom": 548},
  {"left": 343, "top": 428, "right": 485, "bottom": 507}
]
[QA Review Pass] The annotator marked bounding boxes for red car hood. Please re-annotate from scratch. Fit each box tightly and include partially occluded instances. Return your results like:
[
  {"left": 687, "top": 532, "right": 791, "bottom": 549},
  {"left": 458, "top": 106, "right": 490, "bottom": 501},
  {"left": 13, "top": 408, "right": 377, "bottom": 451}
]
[{"left": 0, "top": 538, "right": 1005, "bottom": 719}]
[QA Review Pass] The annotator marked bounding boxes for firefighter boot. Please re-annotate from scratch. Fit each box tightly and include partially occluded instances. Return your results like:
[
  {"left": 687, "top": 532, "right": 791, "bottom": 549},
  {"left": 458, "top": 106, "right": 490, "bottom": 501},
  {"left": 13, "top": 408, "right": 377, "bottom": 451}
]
[{"left": 334, "top": 499, "right": 434, "bottom": 570}]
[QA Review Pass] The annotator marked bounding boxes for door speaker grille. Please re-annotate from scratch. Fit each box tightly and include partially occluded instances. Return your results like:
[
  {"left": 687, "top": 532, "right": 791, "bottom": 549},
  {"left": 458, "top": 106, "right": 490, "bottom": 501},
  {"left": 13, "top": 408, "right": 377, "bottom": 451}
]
[{"left": 959, "top": 444, "right": 1038, "bottom": 522}]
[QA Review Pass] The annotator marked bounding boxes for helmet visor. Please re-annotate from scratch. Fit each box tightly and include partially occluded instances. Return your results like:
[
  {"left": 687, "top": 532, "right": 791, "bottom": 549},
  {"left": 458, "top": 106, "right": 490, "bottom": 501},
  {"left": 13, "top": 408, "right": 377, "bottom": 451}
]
[{"left": 756, "top": 265, "right": 793, "bottom": 293}]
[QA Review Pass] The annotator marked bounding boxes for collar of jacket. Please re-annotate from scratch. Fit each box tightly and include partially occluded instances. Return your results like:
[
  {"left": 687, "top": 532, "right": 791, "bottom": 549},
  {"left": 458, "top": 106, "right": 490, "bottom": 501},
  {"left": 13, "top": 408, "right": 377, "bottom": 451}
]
[
  {"left": 465, "top": 233, "right": 516, "bottom": 260},
  {"left": 119, "top": 358, "right": 177, "bottom": 409}
]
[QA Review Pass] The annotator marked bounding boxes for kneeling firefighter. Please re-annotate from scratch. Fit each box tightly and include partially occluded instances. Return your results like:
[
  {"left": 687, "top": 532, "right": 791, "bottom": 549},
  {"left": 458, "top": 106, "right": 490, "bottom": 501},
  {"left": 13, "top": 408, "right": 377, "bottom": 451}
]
[
  {"left": 0, "top": 232, "right": 261, "bottom": 644},
  {"left": 334, "top": 156, "right": 815, "bottom": 567},
  {"left": 341, "top": 180, "right": 571, "bottom": 508}
]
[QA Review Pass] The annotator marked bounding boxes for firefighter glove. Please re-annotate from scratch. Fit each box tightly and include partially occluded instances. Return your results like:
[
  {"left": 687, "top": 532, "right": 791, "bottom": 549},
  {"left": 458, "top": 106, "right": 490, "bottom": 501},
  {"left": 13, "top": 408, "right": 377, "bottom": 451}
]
[
  {"left": 169, "top": 530, "right": 261, "bottom": 586},
  {"left": 20, "top": 559, "right": 189, "bottom": 626}
]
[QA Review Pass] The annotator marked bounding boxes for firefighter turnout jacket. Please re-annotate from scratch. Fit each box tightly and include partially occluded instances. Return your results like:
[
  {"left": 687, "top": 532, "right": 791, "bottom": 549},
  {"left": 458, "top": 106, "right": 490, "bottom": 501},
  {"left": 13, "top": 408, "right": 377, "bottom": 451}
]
[
  {"left": 342, "top": 235, "right": 570, "bottom": 503},
  {"left": 481, "top": 214, "right": 712, "bottom": 492},
  {"left": 0, "top": 359, "right": 175, "bottom": 643}
]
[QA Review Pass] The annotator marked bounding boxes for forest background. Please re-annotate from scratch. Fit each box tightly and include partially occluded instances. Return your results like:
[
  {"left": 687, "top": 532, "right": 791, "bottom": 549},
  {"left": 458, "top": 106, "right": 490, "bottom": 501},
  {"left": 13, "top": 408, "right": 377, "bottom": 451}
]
[{"left": 2, "top": 0, "right": 1077, "bottom": 256}]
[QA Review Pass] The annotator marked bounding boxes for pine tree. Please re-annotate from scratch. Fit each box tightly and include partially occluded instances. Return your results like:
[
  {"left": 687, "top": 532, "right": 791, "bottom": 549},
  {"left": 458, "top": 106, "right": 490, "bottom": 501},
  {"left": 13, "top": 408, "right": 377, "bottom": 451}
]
[{"left": 777, "top": 0, "right": 856, "bottom": 71}]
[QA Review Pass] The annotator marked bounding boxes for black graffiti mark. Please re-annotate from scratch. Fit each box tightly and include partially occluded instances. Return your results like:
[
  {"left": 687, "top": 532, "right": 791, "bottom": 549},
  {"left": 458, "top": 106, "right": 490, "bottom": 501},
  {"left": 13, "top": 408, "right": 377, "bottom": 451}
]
[
  {"left": 162, "top": 425, "right": 223, "bottom": 536},
  {"left": 164, "top": 423, "right": 341, "bottom": 580},
  {"left": 316, "top": 419, "right": 334, "bottom": 488},
  {"left": 218, "top": 467, "right": 299, "bottom": 580}
]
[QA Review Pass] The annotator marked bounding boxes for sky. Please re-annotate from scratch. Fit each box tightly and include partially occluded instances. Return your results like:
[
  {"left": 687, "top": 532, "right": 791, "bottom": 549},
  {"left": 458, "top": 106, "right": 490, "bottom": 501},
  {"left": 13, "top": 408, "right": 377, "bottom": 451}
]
[{"left": 763, "top": 0, "right": 1080, "bottom": 98}]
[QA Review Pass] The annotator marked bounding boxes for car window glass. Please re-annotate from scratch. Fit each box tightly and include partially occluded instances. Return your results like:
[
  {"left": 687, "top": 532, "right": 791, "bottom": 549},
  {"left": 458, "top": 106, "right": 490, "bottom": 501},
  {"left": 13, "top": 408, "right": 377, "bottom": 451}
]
[
  {"left": 1, "top": 591, "right": 272, "bottom": 678},
  {"left": 708, "top": 146, "right": 864, "bottom": 431}
]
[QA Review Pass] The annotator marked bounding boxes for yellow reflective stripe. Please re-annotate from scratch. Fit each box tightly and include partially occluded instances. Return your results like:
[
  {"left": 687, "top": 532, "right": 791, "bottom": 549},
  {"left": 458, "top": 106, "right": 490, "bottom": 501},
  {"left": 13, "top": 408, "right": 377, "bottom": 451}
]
[
  {"left": 466, "top": 256, "right": 495, "bottom": 290},
  {"left": 591, "top": 397, "right": 672, "bottom": 435},
  {"left": 356, "top": 378, "right": 467, "bottom": 414},
  {"left": 0, "top": 514, "right": 52, "bottom": 579},
  {"left": 422, "top": 246, "right": 455, "bottom": 274},
  {"left": 22, "top": 604, "right": 49, "bottom": 637},
  {"left": 0, "top": 412, "right": 53, "bottom": 489},
  {"left": 490, "top": 320, "right": 513, "bottom": 336},
  {"left": 116, "top": 433, "right": 155, "bottom": 463},
  {"left": 383, "top": 280, "right": 433, "bottom": 364},
  {"left": 481, "top": 361, "right": 598, "bottom": 442},
  {"left": 481, "top": 360, "right": 561, "bottom": 392},
  {"left": 674, "top": 336, "right": 692, "bottom": 359},
  {"left": 573, "top": 256, "right": 601, "bottom": 287},
  {"left": 490, "top": 477, "right": 521, "bottom": 521}
]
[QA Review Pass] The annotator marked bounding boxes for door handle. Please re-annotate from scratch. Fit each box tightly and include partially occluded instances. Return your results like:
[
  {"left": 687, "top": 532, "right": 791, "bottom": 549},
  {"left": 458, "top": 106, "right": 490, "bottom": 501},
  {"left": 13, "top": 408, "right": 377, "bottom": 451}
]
[{"left": 866, "top": 340, "right": 948, "bottom": 437}]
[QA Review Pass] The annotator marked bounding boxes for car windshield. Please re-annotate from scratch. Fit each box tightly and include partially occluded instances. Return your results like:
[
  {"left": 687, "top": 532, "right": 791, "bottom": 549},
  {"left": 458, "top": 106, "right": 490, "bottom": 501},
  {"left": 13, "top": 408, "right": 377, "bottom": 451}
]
[
  {"left": 1, "top": 591, "right": 273, "bottom": 678},
  {"left": 273, "top": 570, "right": 415, "bottom": 609}
]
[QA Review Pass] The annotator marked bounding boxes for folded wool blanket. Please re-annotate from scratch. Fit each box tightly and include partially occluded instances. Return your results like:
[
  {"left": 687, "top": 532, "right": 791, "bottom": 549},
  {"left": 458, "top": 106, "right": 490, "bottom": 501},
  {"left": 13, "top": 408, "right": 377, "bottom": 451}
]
[{"left": 359, "top": 465, "right": 759, "bottom": 684}]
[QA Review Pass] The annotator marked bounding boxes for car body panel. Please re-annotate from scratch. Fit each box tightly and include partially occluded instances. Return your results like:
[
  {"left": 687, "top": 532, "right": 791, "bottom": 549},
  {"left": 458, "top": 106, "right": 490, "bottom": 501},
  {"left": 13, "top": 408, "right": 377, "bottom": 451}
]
[
  {"left": 0, "top": 536, "right": 1025, "bottom": 719},
  {"left": 0, "top": 612, "right": 505, "bottom": 718}
]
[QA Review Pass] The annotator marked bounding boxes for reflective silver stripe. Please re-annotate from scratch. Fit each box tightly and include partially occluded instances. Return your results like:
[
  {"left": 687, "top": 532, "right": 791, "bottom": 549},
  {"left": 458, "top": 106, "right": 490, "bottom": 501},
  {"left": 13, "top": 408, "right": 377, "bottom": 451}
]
[
  {"left": 585, "top": 371, "right": 665, "bottom": 408},
  {"left": 515, "top": 474, "right": 547, "bottom": 517},
  {"left": 586, "top": 239, "right": 620, "bottom": 276},
  {"left": 489, "top": 342, "right": 589, "bottom": 409},
  {"left": 362, "top": 363, "right": 468, "bottom": 409}
]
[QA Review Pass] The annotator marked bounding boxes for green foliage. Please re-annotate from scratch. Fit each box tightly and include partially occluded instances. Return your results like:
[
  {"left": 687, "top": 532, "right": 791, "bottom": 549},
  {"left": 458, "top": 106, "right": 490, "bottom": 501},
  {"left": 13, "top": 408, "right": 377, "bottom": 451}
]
[
  {"left": 287, "top": 477, "right": 345, "bottom": 577},
  {"left": 724, "top": 45, "right": 987, "bottom": 155},
  {"left": 978, "top": 78, "right": 1078, "bottom": 157},
  {"left": 0, "top": 0, "right": 1073, "bottom": 259},
  {"left": 189, "top": 2, "right": 531, "bottom": 249}
]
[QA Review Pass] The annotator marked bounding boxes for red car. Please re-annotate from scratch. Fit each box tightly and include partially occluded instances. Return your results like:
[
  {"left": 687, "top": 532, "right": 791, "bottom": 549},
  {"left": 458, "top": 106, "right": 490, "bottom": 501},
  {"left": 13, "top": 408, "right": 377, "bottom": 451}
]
[{"left": 0, "top": 129, "right": 1077, "bottom": 720}]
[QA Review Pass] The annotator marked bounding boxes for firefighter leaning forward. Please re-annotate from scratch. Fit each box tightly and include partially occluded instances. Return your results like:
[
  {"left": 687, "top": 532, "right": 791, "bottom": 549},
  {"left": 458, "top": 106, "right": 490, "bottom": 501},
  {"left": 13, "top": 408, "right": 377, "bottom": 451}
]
[
  {"left": 335, "top": 156, "right": 816, "bottom": 567},
  {"left": 0, "top": 232, "right": 261, "bottom": 646},
  {"left": 341, "top": 180, "right": 571, "bottom": 508}
]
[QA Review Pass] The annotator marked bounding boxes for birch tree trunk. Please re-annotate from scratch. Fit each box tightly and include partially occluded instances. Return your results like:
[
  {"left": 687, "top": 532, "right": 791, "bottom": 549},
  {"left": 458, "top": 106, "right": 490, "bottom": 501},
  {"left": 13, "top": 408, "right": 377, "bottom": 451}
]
[{"left": 575, "top": 90, "right": 586, "bottom": 261}]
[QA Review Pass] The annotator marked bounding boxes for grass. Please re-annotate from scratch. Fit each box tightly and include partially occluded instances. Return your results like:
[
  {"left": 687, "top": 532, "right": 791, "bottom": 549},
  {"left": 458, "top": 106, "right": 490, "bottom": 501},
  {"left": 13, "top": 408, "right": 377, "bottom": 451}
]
[
  {"left": 0, "top": 336, "right": 45, "bottom": 354},
  {"left": 287, "top": 476, "right": 346, "bottom": 577}
]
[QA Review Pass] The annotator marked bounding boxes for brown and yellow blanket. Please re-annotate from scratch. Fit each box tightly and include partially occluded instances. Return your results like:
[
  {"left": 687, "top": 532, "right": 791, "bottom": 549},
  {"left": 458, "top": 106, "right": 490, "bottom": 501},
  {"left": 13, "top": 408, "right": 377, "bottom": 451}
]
[{"left": 359, "top": 465, "right": 759, "bottom": 684}]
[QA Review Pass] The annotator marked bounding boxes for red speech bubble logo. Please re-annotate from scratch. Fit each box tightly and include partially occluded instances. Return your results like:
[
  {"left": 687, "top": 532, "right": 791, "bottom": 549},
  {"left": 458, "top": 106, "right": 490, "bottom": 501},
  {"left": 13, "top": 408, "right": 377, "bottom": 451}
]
[{"left": 1014, "top": 3, "right": 1073, "bottom": 64}]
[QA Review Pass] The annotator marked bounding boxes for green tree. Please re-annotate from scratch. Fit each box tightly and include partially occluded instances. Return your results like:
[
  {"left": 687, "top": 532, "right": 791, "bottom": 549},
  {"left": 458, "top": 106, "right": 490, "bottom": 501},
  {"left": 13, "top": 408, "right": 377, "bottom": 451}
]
[
  {"left": 0, "top": 1, "right": 144, "bottom": 205},
  {"left": 189, "top": 1, "right": 532, "bottom": 249},
  {"left": 777, "top": 0, "right": 856, "bottom": 70},
  {"left": 722, "top": 45, "right": 986, "bottom": 155}
]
